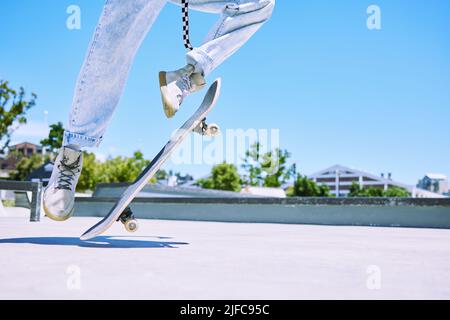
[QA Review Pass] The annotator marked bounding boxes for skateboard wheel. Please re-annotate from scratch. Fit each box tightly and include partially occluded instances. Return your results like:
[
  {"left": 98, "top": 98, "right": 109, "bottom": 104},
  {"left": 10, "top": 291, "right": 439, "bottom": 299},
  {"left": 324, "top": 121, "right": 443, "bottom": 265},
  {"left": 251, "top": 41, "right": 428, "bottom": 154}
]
[
  {"left": 124, "top": 219, "right": 138, "bottom": 233},
  {"left": 207, "top": 123, "right": 220, "bottom": 137}
]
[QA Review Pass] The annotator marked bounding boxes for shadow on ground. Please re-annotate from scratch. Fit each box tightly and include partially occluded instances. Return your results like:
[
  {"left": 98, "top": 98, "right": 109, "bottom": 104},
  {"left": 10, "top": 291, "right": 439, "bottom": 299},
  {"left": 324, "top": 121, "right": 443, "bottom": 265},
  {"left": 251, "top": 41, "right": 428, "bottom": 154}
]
[{"left": 0, "top": 236, "right": 189, "bottom": 249}]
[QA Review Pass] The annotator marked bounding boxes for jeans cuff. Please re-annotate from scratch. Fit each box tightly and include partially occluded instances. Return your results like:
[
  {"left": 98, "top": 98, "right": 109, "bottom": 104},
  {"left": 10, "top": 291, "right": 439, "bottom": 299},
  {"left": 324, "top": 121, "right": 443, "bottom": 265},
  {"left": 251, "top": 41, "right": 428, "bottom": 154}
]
[
  {"left": 63, "top": 130, "right": 102, "bottom": 148},
  {"left": 186, "top": 49, "right": 214, "bottom": 76}
]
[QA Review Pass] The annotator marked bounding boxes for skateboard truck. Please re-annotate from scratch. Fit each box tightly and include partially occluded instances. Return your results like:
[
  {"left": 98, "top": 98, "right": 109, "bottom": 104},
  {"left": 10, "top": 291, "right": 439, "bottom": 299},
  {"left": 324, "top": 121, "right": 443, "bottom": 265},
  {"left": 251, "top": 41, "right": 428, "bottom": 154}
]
[
  {"left": 117, "top": 207, "right": 139, "bottom": 233},
  {"left": 193, "top": 118, "right": 220, "bottom": 137}
]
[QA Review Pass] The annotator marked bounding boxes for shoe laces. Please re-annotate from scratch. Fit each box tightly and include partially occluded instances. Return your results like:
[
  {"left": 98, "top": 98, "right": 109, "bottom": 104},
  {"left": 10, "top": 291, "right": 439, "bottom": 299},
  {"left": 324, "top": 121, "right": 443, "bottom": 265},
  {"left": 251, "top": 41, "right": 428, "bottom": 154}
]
[
  {"left": 56, "top": 156, "right": 81, "bottom": 191},
  {"left": 176, "top": 75, "right": 192, "bottom": 104}
]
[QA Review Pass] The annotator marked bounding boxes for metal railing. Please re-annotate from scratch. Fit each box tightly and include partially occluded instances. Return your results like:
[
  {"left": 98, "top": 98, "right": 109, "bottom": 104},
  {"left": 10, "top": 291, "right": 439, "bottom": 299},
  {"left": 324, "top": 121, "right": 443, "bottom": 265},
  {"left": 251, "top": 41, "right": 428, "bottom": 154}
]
[{"left": 0, "top": 180, "right": 42, "bottom": 222}]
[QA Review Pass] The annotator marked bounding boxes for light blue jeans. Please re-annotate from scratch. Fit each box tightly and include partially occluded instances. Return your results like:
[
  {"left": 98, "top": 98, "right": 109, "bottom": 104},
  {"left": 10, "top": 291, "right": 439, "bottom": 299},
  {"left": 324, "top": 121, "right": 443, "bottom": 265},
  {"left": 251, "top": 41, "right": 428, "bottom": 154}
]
[{"left": 63, "top": 0, "right": 275, "bottom": 148}]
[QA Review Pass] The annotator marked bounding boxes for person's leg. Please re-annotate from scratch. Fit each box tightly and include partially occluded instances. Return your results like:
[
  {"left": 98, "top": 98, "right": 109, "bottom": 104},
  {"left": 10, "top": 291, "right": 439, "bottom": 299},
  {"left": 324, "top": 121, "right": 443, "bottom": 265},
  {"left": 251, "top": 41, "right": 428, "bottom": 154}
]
[
  {"left": 45, "top": 0, "right": 167, "bottom": 221},
  {"left": 159, "top": 0, "right": 275, "bottom": 118},
  {"left": 64, "top": 0, "right": 167, "bottom": 149},
  {"left": 184, "top": 0, "right": 276, "bottom": 76}
]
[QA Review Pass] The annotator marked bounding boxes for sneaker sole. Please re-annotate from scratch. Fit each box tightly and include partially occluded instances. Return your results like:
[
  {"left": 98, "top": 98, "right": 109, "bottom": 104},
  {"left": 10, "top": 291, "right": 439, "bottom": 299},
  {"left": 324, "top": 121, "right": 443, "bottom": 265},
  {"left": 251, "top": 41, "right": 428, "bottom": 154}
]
[
  {"left": 43, "top": 203, "right": 74, "bottom": 222},
  {"left": 159, "top": 71, "right": 176, "bottom": 119}
]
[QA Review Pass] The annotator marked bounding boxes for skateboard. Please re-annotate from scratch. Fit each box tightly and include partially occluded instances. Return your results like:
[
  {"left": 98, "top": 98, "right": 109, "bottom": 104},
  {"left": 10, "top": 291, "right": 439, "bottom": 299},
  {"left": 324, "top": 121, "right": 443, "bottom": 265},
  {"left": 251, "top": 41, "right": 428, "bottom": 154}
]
[{"left": 80, "top": 78, "right": 222, "bottom": 241}]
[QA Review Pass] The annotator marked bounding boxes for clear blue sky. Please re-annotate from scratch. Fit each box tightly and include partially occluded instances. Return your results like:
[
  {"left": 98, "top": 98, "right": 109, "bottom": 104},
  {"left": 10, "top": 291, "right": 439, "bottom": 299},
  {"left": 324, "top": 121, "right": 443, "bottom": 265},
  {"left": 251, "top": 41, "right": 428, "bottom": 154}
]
[{"left": 1, "top": 0, "right": 449, "bottom": 185}]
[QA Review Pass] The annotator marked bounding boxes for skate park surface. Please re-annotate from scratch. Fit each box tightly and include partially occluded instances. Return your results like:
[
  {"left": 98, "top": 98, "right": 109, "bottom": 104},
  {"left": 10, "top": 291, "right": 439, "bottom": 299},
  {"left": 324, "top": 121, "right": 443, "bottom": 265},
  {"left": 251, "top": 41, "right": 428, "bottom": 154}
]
[{"left": 1, "top": 211, "right": 450, "bottom": 299}]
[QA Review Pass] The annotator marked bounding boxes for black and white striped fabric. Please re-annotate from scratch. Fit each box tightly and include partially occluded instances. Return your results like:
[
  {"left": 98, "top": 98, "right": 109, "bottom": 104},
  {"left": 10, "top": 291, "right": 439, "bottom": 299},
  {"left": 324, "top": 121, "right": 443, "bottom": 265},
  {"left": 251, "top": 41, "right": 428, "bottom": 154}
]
[{"left": 181, "top": 0, "right": 193, "bottom": 51}]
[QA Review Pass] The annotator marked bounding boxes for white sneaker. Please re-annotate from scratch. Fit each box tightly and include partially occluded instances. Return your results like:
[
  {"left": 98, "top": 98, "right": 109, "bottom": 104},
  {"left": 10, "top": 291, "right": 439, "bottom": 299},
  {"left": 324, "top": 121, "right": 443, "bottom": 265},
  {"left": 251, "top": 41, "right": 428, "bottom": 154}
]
[
  {"left": 159, "top": 64, "right": 206, "bottom": 118},
  {"left": 43, "top": 147, "right": 83, "bottom": 221}
]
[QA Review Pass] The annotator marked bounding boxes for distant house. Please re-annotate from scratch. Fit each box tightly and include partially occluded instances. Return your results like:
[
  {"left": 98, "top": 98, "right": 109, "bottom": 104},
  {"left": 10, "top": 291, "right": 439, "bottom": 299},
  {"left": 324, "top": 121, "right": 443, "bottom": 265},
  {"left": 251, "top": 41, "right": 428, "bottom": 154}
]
[
  {"left": 308, "top": 164, "right": 446, "bottom": 198},
  {"left": 8, "top": 142, "right": 43, "bottom": 157},
  {"left": 417, "top": 174, "right": 449, "bottom": 196},
  {"left": 0, "top": 142, "right": 46, "bottom": 178}
]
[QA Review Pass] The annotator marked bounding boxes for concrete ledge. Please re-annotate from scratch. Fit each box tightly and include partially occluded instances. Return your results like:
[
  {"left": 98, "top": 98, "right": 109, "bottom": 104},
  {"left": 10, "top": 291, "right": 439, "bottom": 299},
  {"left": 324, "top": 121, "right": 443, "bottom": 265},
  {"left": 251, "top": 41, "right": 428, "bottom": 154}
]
[
  {"left": 74, "top": 197, "right": 450, "bottom": 229},
  {"left": 79, "top": 196, "right": 450, "bottom": 206},
  {"left": 93, "top": 183, "right": 262, "bottom": 198}
]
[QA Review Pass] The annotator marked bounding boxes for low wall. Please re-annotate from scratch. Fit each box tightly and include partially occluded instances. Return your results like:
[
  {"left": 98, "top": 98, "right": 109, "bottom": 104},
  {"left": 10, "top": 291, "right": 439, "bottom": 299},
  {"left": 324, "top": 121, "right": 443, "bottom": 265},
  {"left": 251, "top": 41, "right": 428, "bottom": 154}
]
[
  {"left": 74, "top": 197, "right": 450, "bottom": 229},
  {"left": 93, "top": 183, "right": 262, "bottom": 198}
]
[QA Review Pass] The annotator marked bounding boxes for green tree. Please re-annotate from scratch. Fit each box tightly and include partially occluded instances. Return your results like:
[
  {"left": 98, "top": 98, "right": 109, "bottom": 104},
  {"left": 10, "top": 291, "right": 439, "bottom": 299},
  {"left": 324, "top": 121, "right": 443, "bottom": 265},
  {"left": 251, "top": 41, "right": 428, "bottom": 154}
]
[
  {"left": 76, "top": 152, "right": 98, "bottom": 192},
  {"left": 9, "top": 154, "right": 44, "bottom": 181},
  {"left": 261, "top": 148, "right": 295, "bottom": 188},
  {"left": 348, "top": 182, "right": 410, "bottom": 198},
  {"left": 155, "top": 170, "right": 168, "bottom": 181},
  {"left": 318, "top": 185, "right": 331, "bottom": 197},
  {"left": 197, "top": 162, "right": 242, "bottom": 192},
  {"left": 99, "top": 151, "right": 150, "bottom": 184},
  {"left": 241, "top": 142, "right": 295, "bottom": 188},
  {"left": 287, "top": 174, "right": 331, "bottom": 197},
  {"left": 0, "top": 80, "right": 37, "bottom": 152},
  {"left": 384, "top": 187, "right": 411, "bottom": 198},
  {"left": 241, "top": 142, "right": 263, "bottom": 186},
  {"left": 349, "top": 182, "right": 382, "bottom": 197},
  {"left": 348, "top": 182, "right": 363, "bottom": 197},
  {"left": 40, "top": 122, "right": 64, "bottom": 152},
  {"left": 366, "top": 188, "right": 384, "bottom": 197},
  {"left": 76, "top": 151, "right": 152, "bottom": 192}
]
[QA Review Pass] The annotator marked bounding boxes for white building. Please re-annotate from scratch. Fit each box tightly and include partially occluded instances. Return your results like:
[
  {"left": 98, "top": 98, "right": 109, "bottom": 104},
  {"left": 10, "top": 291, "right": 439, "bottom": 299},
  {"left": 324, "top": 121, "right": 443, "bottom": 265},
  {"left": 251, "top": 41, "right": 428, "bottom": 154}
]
[
  {"left": 308, "top": 165, "right": 445, "bottom": 198},
  {"left": 417, "top": 174, "right": 448, "bottom": 196}
]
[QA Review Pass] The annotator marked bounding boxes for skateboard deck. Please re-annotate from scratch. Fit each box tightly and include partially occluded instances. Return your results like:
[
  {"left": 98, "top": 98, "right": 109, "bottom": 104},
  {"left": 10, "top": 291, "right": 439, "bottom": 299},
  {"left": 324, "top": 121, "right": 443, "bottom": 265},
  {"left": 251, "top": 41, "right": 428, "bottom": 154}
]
[{"left": 80, "top": 78, "right": 221, "bottom": 240}]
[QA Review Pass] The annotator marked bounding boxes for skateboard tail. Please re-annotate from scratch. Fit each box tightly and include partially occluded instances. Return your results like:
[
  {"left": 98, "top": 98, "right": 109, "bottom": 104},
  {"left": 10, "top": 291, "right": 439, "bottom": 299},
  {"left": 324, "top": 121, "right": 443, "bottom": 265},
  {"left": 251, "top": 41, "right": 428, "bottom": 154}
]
[
  {"left": 80, "top": 187, "right": 137, "bottom": 240},
  {"left": 80, "top": 222, "right": 103, "bottom": 240},
  {"left": 80, "top": 231, "right": 94, "bottom": 241}
]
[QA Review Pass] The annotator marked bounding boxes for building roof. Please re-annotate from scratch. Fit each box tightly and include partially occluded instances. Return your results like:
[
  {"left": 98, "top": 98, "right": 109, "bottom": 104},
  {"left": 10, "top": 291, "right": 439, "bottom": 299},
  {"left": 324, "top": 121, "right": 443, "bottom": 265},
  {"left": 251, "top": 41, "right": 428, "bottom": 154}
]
[
  {"left": 425, "top": 173, "right": 448, "bottom": 180},
  {"left": 9, "top": 142, "right": 42, "bottom": 150},
  {"left": 309, "top": 164, "right": 409, "bottom": 186}
]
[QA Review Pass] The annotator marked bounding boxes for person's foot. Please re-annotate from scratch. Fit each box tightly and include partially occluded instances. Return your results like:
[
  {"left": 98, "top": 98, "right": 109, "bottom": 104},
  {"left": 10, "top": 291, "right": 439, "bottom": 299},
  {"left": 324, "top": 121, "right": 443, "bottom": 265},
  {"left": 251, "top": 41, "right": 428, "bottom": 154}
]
[
  {"left": 43, "top": 147, "right": 83, "bottom": 221},
  {"left": 159, "top": 64, "right": 206, "bottom": 118}
]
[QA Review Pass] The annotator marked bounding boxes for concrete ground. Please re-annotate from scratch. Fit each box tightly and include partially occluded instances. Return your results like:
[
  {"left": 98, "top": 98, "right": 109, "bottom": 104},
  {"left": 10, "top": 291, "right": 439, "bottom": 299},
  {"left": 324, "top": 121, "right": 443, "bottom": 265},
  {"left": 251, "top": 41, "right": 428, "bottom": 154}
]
[{"left": 1, "top": 214, "right": 450, "bottom": 300}]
